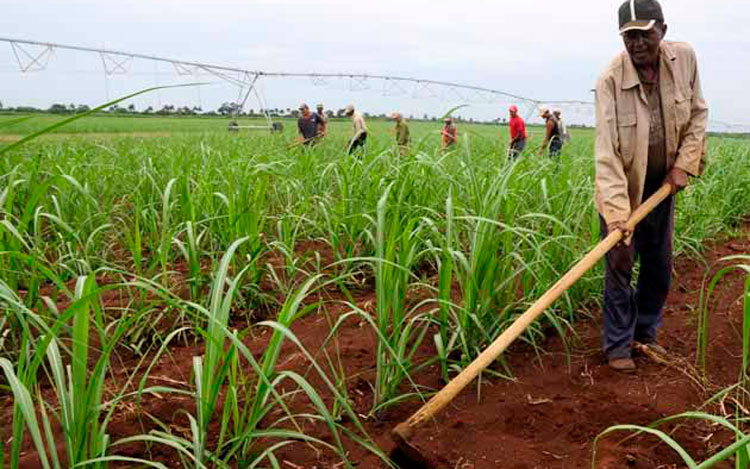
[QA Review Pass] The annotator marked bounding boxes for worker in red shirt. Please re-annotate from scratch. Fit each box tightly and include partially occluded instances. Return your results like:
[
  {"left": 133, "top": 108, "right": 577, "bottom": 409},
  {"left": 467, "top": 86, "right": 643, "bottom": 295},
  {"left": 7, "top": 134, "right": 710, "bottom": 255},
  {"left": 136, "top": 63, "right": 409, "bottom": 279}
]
[{"left": 508, "top": 105, "right": 527, "bottom": 159}]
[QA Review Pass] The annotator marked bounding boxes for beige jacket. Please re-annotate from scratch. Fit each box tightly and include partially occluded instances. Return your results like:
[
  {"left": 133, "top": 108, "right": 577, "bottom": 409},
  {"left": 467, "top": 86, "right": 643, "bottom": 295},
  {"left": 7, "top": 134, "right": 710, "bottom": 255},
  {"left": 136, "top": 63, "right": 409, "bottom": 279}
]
[{"left": 595, "top": 41, "right": 708, "bottom": 225}]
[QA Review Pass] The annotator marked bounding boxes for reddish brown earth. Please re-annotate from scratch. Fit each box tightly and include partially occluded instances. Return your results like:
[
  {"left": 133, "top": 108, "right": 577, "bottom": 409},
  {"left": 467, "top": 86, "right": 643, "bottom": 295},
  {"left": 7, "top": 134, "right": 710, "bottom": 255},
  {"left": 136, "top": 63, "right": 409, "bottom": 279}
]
[{"left": 2, "top": 232, "right": 748, "bottom": 469}]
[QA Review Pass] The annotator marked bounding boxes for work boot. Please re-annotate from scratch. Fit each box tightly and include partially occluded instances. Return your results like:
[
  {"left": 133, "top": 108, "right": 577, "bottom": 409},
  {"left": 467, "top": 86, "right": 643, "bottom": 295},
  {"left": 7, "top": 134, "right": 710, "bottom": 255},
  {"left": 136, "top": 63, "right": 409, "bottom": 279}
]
[
  {"left": 608, "top": 357, "right": 636, "bottom": 372},
  {"left": 644, "top": 342, "right": 667, "bottom": 355},
  {"left": 635, "top": 341, "right": 668, "bottom": 356}
]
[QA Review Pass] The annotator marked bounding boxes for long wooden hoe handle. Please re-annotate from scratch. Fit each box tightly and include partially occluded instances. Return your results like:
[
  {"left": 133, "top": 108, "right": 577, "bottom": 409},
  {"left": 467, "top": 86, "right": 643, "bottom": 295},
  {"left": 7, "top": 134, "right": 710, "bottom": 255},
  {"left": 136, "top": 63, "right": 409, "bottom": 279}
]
[{"left": 393, "top": 184, "right": 672, "bottom": 442}]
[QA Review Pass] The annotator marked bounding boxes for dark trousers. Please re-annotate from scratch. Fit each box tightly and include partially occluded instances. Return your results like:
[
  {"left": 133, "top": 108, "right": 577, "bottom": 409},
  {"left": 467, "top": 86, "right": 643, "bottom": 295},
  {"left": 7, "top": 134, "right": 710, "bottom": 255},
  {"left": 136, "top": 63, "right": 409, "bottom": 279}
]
[
  {"left": 549, "top": 137, "right": 563, "bottom": 157},
  {"left": 509, "top": 139, "right": 526, "bottom": 159},
  {"left": 600, "top": 191, "right": 674, "bottom": 359},
  {"left": 348, "top": 132, "right": 367, "bottom": 155}
]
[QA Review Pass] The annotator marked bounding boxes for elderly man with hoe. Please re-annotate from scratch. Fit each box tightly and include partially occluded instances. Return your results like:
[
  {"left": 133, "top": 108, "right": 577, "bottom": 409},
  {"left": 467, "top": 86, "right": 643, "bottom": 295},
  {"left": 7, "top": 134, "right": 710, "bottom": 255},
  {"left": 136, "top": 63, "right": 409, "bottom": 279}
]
[
  {"left": 391, "top": 112, "right": 410, "bottom": 155},
  {"left": 508, "top": 105, "right": 527, "bottom": 159},
  {"left": 596, "top": 0, "right": 707, "bottom": 371}
]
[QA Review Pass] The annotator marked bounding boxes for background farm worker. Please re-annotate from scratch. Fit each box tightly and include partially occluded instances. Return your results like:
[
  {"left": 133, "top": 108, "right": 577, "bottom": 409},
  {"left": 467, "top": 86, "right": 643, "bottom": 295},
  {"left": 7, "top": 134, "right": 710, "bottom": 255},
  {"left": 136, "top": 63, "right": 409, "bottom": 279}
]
[
  {"left": 595, "top": 0, "right": 708, "bottom": 371},
  {"left": 508, "top": 105, "right": 527, "bottom": 159},
  {"left": 297, "top": 103, "right": 324, "bottom": 146},
  {"left": 344, "top": 104, "right": 368, "bottom": 155},
  {"left": 537, "top": 107, "right": 563, "bottom": 157},
  {"left": 316, "top": 103, "right": 328, "bottom": 137},
  {"left": 391, "top": 112, "right": 410, "bottom": 155},
  {"left": 441, "top": 117, "right": 457, "bottom": 149},
  {"left": 554, "top": 109, "right": 572, "bottom": 143}
]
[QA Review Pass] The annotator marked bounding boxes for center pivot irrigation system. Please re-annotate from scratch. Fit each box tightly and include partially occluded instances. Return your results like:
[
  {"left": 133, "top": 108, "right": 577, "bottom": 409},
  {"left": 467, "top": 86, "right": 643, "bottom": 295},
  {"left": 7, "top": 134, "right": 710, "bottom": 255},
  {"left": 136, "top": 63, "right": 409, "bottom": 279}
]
[
  {"left": 4, "top": 37, "right": 749, "bottom": 133},
  {"left": 0, "top": 37, "right": 599, "bottom": 130}
]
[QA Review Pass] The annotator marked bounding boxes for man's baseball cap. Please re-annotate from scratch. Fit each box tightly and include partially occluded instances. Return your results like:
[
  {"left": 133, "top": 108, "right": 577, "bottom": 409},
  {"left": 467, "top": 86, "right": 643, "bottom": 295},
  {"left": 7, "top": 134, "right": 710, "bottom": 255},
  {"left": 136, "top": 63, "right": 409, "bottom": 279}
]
[
  {"left": 299, "top": 103, "right": 309, "bottom": 110},
  {"left": 509, "top": 105, "right": 518, "bottom": 113},
  {"left": 619, "top": 0, "right": 664, "bottom": 34}
]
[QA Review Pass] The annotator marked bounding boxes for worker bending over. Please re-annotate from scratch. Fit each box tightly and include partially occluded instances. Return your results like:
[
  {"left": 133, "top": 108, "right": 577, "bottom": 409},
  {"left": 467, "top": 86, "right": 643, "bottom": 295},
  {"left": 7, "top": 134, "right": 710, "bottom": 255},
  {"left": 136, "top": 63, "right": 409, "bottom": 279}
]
[
  {"left": 442, "top": 117, "right": 457, "bottom": 149},
  {"left": 344, "top": 104, "right": 368, "bottom": 155}
]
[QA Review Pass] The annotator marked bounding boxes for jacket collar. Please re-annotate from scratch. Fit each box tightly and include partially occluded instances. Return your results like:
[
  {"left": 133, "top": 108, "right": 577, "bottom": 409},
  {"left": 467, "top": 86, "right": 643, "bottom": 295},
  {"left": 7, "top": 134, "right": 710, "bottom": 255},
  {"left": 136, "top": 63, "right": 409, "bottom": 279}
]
[
  {"left": 660, "top": 41, "right": 677, "bottom": 75},
  {"left": 621, "top": 41, "right": 677, "bottom": 90}
]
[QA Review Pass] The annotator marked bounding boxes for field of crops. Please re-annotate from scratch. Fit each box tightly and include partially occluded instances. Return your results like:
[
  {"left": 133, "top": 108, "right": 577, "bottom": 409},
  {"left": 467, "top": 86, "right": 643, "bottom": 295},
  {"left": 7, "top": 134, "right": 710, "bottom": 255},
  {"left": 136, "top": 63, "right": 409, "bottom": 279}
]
[{"left": 1, "top": 112, "right": 749, "bottom": 468}]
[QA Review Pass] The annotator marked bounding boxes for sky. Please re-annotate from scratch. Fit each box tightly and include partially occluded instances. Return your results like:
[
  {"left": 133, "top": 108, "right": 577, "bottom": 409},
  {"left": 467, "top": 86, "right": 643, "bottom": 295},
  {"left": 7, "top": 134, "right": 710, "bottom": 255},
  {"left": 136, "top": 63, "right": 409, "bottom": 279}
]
[{"left": 0, "top": 0, "right": 748, "bottom": 128}]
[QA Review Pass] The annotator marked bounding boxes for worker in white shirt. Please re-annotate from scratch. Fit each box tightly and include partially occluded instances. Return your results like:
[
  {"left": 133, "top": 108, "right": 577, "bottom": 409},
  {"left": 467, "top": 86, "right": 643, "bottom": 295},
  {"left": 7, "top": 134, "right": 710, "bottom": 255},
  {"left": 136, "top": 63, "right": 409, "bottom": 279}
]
[{"left": 344, "top": 104, "right": 368, "bottom": 155}]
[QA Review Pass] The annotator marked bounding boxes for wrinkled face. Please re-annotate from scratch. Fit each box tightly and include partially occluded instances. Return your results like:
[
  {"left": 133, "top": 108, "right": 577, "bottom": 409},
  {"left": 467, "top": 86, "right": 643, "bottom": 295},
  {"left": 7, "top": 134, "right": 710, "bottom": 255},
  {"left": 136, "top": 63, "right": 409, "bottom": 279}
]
[{"left": 623, "top": 23, "right": 667, "bottom": 67}]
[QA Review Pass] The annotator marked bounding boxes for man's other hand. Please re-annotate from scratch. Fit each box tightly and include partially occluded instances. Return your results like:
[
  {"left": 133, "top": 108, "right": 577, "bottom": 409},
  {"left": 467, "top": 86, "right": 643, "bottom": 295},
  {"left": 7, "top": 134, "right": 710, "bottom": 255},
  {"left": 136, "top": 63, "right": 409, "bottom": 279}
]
[
  {"left": 665, "top": 167, "right": 688, "bottom": 194},
  {"left": 607, "top": 221, "right": 632, "bottom": 246}
]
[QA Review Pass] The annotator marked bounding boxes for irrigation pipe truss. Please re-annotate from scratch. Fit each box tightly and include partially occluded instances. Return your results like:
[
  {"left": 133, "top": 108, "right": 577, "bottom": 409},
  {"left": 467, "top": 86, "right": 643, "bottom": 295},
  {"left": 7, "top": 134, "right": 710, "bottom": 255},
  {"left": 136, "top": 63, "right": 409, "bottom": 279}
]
[
  {"left": 1, "top": 36, "right": 748, "bottom": 132},
  {"left": 0, "top": 37, "right": 593, "bottom": 118}
]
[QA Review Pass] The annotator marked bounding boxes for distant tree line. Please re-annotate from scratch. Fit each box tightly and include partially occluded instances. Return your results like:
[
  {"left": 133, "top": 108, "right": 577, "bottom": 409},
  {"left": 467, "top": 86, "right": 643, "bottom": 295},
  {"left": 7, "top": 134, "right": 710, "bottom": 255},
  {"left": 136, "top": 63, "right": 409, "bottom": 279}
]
[
  {"left": 0, "top": 100, "right": 545, "bottom": 125},
  {"left": 0, "top": 101, "right": 205, "bottom": 116}
]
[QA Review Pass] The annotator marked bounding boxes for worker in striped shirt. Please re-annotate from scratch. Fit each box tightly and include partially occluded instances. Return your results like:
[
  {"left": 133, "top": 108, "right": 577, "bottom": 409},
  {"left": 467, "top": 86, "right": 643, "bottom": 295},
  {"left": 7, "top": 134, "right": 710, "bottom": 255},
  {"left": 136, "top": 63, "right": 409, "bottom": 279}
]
[{"left": 442, "top": 117, "right": 458, "bottom": 150}]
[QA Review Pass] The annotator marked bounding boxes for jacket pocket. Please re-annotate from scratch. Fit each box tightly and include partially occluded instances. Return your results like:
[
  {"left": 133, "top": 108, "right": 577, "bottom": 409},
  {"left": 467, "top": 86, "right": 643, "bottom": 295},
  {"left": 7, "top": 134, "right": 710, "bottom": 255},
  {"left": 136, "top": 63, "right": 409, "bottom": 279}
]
[
  {"left": 675, "top": 89, "right": 693, "bottom": 133},
  {"left": 617, "top": 113, "right": 637, "bottom": 169}
]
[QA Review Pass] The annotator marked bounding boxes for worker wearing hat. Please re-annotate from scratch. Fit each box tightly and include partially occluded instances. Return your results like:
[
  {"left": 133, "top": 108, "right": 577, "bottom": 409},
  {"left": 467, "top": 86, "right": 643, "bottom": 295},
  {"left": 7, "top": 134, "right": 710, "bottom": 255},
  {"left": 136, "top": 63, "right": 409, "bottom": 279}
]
[
  {"left": 595, "top": 0, "right": 708, "bottom": 371},
  {"left": 297, "top": 103, "right": 324, "bottom": 146},
  {"left": 508, "top": 105, "right": 527, "bottom": 159},
  {"left": 553, "top": 109, "right": 571, "bottom": 143},
  {"left": 441, "top": 117, "right": 457, "bottom": 149},
  {"left": 391, "top": 112, "right": 410, "bottom": 156},
  {"left": 315, "top": 103, "right": 328, "bottom": 138},
  {"left": 537, "top": 107, "right": 563, "bottom": 157},
  {"left": 344, "top": 104, "right": 368, "bottom": 155}
]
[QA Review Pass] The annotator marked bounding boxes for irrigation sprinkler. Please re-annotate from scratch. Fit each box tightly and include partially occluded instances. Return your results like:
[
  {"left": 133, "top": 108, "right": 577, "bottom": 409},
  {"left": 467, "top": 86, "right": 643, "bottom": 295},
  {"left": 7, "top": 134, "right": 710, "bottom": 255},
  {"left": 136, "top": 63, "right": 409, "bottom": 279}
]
[
  {"left": 228, "top": 121, "right": 284, "bottom": 133},
  {"left": 391, "top": 184, "right": 673, "bottom": 468}
]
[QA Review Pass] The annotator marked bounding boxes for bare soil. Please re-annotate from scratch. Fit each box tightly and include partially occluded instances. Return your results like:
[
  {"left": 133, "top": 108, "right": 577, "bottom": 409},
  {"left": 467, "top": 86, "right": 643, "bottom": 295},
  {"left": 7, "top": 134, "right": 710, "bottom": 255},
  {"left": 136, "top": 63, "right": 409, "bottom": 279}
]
[{"left": 2, "top": 231, "right": 748, "bottom": 469}]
